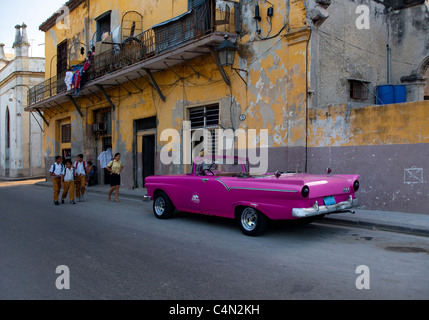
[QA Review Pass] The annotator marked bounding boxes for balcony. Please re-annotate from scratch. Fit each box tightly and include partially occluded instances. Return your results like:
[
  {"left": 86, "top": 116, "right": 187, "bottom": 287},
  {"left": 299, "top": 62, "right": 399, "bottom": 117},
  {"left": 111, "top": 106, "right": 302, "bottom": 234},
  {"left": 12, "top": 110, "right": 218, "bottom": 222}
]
[{"left": 26, "top": 1, "right": 240, "bottom": 119}]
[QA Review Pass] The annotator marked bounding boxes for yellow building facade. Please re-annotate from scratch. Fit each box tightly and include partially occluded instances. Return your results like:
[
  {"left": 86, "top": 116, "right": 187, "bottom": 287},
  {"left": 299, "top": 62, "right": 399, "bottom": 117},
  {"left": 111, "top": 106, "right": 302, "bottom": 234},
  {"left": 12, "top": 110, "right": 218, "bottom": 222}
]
[{"left": 26, "top": 0, "right": 312, "bottom": 188}]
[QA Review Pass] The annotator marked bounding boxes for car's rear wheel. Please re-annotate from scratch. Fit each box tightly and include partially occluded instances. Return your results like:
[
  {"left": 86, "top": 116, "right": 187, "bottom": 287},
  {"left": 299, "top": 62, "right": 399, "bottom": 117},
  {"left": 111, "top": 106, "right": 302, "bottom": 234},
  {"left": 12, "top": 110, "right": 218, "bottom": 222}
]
[
  {"left": 153, "top": 191, "right": 174, "bottom": 219},
  {"left": 238, "top": 207, "right": 268, "bottom": 236}
]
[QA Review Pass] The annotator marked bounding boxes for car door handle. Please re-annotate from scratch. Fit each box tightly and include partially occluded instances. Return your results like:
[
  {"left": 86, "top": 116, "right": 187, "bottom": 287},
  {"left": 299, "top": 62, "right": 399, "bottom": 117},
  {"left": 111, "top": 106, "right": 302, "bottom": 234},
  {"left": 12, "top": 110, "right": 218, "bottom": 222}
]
[{"left": 202, "top": 179, "right": 209, "bottom": 183}]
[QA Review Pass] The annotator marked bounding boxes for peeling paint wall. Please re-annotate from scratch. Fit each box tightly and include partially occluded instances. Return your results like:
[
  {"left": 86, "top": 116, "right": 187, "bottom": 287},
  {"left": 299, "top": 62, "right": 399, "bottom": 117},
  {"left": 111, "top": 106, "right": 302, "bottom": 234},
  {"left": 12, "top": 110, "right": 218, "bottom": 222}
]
[
  {"left": 314, "top": 0, "right": 429, "bottom": 108},
  {"left": 41, "top": 0, "right": 313, "bottom": 186},
  {"left": 308, "top": 101, "right": 429, "bottom": 213}
]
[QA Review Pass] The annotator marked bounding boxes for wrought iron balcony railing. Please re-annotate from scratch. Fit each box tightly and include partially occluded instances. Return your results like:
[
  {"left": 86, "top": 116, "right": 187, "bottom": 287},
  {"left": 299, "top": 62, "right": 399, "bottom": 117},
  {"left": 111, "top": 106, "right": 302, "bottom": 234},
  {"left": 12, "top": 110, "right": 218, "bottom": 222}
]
[{"left": 28, "top": 1, "right": 239, "bottom": 107}]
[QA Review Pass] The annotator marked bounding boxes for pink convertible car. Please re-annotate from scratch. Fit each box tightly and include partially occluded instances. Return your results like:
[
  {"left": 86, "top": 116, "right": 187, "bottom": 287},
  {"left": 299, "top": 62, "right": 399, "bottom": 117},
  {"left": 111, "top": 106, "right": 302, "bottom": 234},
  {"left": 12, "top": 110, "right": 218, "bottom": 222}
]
[{"left": 144, "top": 156, "right": 360, "bottom": 236}]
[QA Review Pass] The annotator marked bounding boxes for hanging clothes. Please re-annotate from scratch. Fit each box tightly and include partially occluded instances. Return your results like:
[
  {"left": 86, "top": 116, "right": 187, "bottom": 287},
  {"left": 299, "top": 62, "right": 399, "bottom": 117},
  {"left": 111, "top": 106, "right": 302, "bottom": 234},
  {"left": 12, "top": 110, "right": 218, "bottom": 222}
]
[
  {"left": 74, "top": 70, "right": 81, "bottom": 96},
  {"left": 97, "top": 148, "right": 113, "bottom": 169},
  {"left": 64, "top": 71, "right": 74, "bottom": 91}
]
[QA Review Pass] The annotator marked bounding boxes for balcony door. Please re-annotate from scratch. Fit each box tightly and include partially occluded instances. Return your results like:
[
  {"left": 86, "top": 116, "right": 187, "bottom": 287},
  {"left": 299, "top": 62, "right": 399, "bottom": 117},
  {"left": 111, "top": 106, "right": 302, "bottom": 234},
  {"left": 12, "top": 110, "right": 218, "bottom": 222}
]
[{"left": 57, "top": 40, "right": 68, "bottom": 92}]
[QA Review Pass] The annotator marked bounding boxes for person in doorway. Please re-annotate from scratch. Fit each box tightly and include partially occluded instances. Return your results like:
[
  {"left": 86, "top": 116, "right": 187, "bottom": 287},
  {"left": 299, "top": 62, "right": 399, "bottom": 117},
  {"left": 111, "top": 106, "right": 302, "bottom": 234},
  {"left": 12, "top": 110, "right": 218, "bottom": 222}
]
[
  {"left": 85, "top": 161, "right": 97, "bottom": 186},
  {"left": 74, "top": 154, "right": 87, "bottom": 202},
  {"left": 81, "top": 51, "right": 92, "bottom": 87},
  {"left": 61, "top": 160, "right": 76, "bottom": 205},
  {"left": 106, "top": 153, "right": 124, "bottom": 202},
  {"left": 49, "top": 156, "right": 64, "bottom": 206}
]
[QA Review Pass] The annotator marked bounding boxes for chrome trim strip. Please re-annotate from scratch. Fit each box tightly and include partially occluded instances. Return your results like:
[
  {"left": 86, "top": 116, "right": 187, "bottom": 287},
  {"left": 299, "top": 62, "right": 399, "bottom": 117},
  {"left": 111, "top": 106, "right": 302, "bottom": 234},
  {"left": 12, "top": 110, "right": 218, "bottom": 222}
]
[
  {"left": 230, "top": 187, "right": 298, "bottom": 193},
  {"left": 143, "top": 195, "right": 152, "bottom": 202},
  {"left": 215, "top": 178, "right": 298, "bottom": 193},
  {"left": 216, "top": 178, "right": 230, "bottom": 190}
]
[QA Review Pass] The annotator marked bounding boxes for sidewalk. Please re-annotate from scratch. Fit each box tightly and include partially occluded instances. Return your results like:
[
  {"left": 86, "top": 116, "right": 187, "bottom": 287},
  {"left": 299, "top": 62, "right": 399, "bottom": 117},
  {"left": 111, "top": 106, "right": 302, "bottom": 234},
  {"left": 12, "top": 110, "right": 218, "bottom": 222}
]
[
  {"left": 34, "top": 180, "right": 429, "bottom": 237},
  {"left": 0, "top": 175, "right": 45, "bottom": 182}
]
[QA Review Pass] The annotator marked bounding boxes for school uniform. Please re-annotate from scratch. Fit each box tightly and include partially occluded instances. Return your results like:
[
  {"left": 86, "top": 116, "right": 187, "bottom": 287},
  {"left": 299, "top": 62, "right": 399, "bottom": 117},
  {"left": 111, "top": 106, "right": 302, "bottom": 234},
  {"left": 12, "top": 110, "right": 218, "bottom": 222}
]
[
  {"left": 61, "top": 167, "right": 76, "bottom": 204},
  {"left": 49, "top": 162, "right": 64, "bottom": 204},
  {"left": 74, "top": 161, "right": 86, "bottom": 201}
]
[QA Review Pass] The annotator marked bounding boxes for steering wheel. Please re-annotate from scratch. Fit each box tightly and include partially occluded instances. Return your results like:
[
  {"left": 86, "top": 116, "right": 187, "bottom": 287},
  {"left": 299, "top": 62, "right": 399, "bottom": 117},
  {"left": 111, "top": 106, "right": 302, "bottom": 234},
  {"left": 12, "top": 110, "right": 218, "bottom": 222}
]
[{"left": 203, "top": 169, "right": 215, "bottom": 176}]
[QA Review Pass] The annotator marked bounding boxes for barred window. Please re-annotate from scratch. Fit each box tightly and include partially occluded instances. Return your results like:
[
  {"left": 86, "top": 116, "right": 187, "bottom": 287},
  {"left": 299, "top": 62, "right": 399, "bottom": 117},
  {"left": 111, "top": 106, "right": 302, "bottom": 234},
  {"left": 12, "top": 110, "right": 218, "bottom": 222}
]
[
  {"left": 349, "top": 80, "right": 369, "bottom": 100},
  {"left": 61, "top": 124, "right": 71, "bottom": 143},
  {"left": 189, "top": 104, "right": 220, "bottom": 157}
]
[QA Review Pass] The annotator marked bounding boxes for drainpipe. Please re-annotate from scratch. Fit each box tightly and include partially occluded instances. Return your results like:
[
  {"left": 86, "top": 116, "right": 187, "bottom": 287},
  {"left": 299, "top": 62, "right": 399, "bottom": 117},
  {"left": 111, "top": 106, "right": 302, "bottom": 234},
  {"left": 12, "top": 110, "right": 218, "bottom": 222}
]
[{"left": 387, "top": 44, "right": 392, "bottom": 84}]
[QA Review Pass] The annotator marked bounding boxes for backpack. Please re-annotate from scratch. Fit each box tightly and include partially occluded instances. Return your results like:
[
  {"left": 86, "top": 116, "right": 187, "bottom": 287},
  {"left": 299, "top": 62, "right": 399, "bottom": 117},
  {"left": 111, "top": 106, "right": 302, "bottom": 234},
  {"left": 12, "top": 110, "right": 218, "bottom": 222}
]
[
  {"left": 62, "top": 167, "right": 76, "bottom": 180},
  {"left": 51, "top": 163, "right": 65, "bottom": 174},
  {"left": 74, "top": 161, "right": 86, "bottom": 172}
]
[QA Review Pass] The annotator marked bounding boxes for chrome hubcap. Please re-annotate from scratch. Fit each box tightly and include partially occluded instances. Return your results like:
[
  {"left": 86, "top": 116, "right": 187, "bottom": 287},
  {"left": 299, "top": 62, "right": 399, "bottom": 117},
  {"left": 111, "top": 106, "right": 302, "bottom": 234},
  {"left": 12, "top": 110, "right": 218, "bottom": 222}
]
[
  {"left": 154, "top": 197, "right": 166, "bottom": 216},
  {"left": 241, "top": 207, "right": 258, "bottom": 231}
]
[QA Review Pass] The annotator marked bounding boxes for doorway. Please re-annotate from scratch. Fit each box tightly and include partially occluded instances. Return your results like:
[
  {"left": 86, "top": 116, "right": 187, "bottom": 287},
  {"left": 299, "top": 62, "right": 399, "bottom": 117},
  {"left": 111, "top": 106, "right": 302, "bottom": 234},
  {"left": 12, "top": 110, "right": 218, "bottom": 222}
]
[
  {"left": 142, "top": 135, "right": 155, "bottom": 186},
  {"left": 134, "top": 116, "right": 157, "bottom": 188},
  {"left": 102, "top": 137, "right": 112, "bottom": 185}
]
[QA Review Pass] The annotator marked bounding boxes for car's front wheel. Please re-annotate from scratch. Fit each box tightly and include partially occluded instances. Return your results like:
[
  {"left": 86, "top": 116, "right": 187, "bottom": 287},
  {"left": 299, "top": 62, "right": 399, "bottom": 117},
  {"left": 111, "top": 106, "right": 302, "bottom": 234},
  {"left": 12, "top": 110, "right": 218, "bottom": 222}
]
[
  {"left": 153, "top": 191, "right": 174, "bottom": 219},
  {"left": 238, "top": 206, "right": 268, "bottom": 236}
]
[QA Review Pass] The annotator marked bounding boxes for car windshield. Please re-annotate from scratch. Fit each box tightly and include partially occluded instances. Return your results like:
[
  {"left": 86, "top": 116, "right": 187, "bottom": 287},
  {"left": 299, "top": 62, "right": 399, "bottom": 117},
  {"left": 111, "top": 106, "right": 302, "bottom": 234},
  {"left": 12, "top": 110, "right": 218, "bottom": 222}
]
[{"left": 195, "top": 159, "right": 249, "bottom": 176}]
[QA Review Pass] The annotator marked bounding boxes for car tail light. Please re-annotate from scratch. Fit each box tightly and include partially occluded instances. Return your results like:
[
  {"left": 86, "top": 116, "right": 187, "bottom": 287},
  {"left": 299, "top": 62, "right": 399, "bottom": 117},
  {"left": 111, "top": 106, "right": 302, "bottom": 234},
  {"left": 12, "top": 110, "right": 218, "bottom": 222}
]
[
  {"left": 353, "top": 180, "right": 360, "bottom": 192},
  {"left": 301, "top": 186, "right": 310, "bottom": 198}
]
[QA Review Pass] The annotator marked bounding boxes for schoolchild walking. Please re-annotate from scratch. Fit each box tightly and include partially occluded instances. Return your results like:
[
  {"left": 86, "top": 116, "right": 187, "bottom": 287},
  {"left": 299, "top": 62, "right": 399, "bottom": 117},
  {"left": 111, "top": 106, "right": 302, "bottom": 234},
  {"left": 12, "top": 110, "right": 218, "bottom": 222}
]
[
  {"left": 74, "top": 154, "right": 86, "bottom": 202},
  {"left": 49, "top": 156, "right": 64, "bottom": 205},
  {"left": 61, "top": 160, "right": 77, "bottom": 204}
]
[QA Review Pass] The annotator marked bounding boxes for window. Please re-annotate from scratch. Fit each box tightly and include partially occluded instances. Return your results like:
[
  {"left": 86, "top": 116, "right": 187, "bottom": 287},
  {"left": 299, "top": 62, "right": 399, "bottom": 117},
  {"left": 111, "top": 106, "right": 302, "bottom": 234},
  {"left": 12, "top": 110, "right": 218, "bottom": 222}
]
[
  {"left": 189, "top": 104, "right": 220, "bottom": 156},
  {"left": 94, "top": 108, "right": 112, "bottom": 135},
  {"left": 57, "top": 40, "right": 68, "bottom": 76},
  {"left": 61, "top": 124, "right": 71, "bottom": 143},
  {"left": 95, "top": 11, "right": 111, "bottom": 42},
  {"left": 349, "top": 80, "right": 369, "bottom": 100},
  {"left": 135, "top": 116, "right": 157, "bottom": 131},
  {"left": 188, "top": 0, "right": 207, "bottom": 10}
]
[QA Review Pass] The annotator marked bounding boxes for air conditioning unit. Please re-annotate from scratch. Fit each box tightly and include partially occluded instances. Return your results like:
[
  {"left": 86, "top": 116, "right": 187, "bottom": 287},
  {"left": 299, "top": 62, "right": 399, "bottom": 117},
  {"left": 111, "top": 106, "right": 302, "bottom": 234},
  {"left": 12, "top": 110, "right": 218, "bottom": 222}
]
[{"left": 93, "top": 122, "right": 107, "bottom": 132}]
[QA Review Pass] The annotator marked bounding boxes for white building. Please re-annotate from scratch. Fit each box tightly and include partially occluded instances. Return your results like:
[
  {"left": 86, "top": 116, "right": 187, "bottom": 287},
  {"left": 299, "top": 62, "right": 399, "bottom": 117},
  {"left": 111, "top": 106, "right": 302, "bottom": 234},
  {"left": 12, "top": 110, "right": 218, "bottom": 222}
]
[{"left": 0, "top": 24, "right": 45, "bottom": 178}]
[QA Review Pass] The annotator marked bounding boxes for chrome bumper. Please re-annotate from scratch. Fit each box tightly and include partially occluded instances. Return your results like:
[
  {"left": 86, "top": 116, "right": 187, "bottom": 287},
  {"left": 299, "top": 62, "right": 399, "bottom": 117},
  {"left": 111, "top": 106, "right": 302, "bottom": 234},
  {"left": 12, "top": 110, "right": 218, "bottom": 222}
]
[
  {"left": 143, "top": 195, "right": 152, "bottom": 202},
  {"left": 292, "top": 197, "right": 360, "bottom": 218}
]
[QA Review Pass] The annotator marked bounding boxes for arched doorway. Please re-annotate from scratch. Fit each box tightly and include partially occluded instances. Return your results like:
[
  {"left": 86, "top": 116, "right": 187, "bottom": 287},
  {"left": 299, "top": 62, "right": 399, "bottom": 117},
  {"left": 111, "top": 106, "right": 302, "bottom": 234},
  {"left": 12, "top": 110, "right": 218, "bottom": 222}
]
[
  {"left": 417, "top": 56, "right": 429, "bottom": 100},
  {"left": 401, "top": 56, "right": 429, "bottom": 102}
]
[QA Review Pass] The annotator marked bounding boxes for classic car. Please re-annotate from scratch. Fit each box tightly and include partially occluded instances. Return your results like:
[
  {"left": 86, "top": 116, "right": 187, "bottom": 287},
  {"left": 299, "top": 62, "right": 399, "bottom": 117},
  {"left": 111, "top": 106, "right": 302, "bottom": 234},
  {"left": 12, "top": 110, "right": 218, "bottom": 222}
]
[{"left": 144, "top": 156, "right": 360, "bottom": 236}]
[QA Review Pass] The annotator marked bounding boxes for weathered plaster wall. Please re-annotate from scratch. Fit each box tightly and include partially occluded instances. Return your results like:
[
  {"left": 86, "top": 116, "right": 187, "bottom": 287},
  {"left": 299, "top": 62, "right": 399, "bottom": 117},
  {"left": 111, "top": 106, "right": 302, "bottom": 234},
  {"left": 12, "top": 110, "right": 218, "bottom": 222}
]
[
  {"left": 308, "top": 101, "right": 429, "bottom": 213},
  {"left": 41, "top": 0, "right": 313, "bottom": 187},
  {"left": 315, "top": 0, "right": 429, "bottom": 108}
]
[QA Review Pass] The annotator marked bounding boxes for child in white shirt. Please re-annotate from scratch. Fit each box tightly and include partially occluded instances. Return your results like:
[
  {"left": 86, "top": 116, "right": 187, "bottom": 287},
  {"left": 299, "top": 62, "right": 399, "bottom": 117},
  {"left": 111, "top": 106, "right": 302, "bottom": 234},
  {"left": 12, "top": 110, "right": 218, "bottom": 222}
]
[{"left": 61, "top": 160, "right": 76, "bottom": 204}]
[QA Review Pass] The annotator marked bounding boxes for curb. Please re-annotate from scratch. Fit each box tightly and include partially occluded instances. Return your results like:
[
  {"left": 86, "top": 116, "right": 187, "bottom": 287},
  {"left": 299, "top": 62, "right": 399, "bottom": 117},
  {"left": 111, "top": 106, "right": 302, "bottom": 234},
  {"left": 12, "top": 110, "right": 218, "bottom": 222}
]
[
  {"left": 318, "top": 216, "right": 429, "bottom": 238},
  {"left": 34, "top": 181, "right": 145, "bottom": 201}
]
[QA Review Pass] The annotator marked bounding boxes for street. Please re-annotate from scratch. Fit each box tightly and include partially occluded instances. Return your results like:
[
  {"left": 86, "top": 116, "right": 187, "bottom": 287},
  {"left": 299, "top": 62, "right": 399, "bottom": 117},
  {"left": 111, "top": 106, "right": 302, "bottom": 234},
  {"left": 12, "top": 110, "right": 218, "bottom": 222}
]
[{"left": 0, "top": 180, "right": 428, "bottom": 300}]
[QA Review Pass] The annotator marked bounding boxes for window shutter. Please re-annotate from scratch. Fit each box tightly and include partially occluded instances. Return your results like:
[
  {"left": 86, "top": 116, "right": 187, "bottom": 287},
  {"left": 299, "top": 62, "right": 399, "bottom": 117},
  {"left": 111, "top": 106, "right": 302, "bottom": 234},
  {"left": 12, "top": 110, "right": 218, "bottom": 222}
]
[{"left": 62, "top": 124, "right": 71, "bottom": 143}]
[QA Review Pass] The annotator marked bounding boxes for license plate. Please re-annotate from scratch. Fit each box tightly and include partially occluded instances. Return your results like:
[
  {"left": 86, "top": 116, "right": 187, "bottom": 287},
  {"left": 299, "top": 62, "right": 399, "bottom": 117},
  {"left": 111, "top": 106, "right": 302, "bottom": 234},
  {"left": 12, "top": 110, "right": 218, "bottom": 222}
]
[{"left": 324, "top": 196, "right": 336, "bottom": 206}]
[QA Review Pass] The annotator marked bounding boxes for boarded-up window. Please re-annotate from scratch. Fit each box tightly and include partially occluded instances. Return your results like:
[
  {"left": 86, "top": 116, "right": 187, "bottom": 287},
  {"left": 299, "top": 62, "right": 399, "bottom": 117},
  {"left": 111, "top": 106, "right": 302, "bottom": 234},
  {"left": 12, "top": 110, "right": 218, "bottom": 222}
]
[{"left": 62, "top": 124, "right": 71, "bottom": 143}]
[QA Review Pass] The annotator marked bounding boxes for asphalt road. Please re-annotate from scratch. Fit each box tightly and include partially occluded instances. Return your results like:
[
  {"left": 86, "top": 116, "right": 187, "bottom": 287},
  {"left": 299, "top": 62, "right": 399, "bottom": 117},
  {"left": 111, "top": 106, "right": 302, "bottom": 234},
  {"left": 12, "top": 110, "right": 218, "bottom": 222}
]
[{"left": 0, "top": 180, "right": 428, "bottom": 300}]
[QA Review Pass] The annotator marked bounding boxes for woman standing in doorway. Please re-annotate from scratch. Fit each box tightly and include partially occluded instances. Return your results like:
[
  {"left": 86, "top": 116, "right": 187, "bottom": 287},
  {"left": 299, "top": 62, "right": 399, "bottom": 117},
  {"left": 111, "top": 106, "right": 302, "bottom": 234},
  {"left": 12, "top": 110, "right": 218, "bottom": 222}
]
[{"left": 106, "top": 153, "right": 124, "bottom": 202}]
